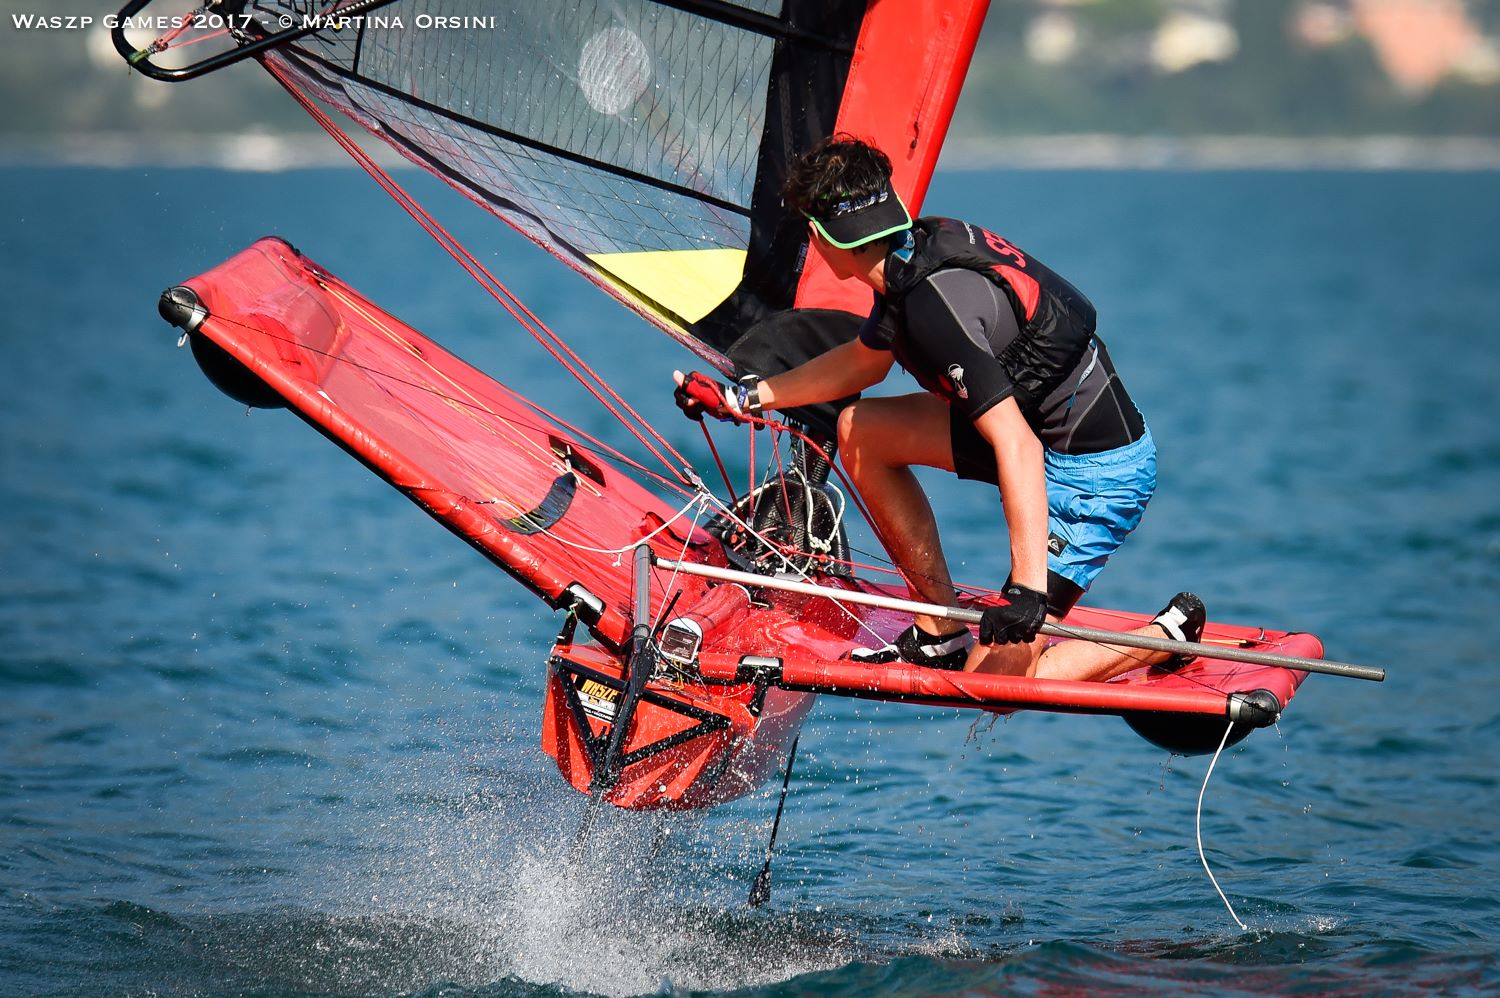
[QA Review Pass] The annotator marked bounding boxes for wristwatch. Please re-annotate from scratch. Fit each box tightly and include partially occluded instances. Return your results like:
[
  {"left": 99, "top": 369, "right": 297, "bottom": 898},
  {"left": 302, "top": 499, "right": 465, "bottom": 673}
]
[{"left": 735, "top": 375, "right": 763, "bottom": 415}]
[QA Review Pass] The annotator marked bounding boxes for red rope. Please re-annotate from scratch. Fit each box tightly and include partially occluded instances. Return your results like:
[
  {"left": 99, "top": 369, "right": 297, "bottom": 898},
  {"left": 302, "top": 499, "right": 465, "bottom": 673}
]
[
  {"left": 260, "top": 56, "right": 938, "bottom": 589},
  {"left": 746, "top": 422, "right": 757, "bottom": 521},
  {"left": 698, "top": 423, "right": 739, "bottom": 509},
  {"left": 771, "top": 432, "right": 795, "bottom": 529},
  {"left": 262, "top": 59, "right": 698, "bottom": 488},
  {"left": 685, "top": 410, "right": 902, "bottom": 579},
  {"left": 156, "top": 26, "right": 229, "bottom": 52},
  {"left": 148, "top": 9, "right": 202, "bottom": 51}
]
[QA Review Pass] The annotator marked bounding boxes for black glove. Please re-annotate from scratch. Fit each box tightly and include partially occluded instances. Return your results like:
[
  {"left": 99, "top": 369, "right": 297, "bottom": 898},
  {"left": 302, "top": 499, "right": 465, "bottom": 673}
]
[
  {"left": 673, "top": 370, "right": 741, "bottom": 422},
  {"left": 979, "top": 581, "right": 1048, "bottom": 645}
]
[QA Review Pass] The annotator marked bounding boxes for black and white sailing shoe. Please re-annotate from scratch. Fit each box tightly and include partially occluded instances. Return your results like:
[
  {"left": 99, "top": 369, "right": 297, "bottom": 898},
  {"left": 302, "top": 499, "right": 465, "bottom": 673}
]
[
  {"left": 1151, "top": 592, "right": 1206, "bottom": 672},
  {"left": 850, "top": 624, "right": 975, "bottom": 671}
]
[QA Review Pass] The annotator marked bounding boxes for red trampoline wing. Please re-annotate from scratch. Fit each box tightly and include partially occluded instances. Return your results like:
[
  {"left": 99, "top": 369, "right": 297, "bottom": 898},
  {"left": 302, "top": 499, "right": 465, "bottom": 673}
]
[{"left": 176, "top": 237, "right": 713, "bottom": 648}]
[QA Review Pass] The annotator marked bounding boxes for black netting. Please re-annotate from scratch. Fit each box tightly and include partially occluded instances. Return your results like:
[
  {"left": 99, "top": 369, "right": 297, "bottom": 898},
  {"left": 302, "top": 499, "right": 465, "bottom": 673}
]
[
  {"left": 246, "top": 0, "right": 856, "bottom": 356},
  {"left": 258, "top": 2, "right": 774, "bottom": 248}
]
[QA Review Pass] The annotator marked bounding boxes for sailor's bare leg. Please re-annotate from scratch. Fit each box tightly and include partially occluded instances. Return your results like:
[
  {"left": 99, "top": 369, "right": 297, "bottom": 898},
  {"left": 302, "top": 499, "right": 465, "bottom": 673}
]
[
  {"left": 837, "top": 394, "right": 962, "bottom": 636},
  {"left": 967, "top": 621, "right": 1179, "bottom": 680},
  {"left": 841, "top": 393, "right": 1179, "bottom": 679}
]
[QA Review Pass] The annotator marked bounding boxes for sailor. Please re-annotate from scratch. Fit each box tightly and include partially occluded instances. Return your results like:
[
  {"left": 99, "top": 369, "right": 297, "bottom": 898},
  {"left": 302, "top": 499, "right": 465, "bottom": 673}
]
[{"left": 675, "top": 135, "right": 1204, "bottom": 681}]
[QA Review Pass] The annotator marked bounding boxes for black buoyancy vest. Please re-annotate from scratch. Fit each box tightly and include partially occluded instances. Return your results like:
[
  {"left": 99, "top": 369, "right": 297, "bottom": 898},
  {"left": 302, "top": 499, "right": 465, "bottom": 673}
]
[{"left": 884, "top": 218, "right": 1098, "bottom": 412}]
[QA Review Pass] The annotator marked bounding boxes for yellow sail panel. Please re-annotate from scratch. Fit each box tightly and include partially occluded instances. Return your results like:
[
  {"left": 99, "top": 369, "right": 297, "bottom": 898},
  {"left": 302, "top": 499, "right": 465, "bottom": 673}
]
[{"left": 587, "top": 248, "right": 746, "bottom": 325}]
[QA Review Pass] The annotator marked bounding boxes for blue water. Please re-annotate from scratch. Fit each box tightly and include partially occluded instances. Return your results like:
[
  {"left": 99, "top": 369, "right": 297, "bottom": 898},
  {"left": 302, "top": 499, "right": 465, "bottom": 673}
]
[{"left": 2, "top": 165, "right": 1498, "bottom": 997}]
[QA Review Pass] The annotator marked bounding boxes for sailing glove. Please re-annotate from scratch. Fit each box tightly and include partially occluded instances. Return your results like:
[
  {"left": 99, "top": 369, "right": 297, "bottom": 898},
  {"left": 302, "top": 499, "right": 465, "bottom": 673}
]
[
  {"left": 674, "top": 370, "right": 744, "bottom": 422},
  {"left": 979, "top": 581, "right": 1049, "bottom": 645}
]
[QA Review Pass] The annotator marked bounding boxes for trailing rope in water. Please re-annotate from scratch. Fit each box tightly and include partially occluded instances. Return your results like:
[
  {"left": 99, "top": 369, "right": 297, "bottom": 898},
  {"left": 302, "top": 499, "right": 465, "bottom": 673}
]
[{"left": 1197, "top": 720, "right": 1248, "bottom": 931}]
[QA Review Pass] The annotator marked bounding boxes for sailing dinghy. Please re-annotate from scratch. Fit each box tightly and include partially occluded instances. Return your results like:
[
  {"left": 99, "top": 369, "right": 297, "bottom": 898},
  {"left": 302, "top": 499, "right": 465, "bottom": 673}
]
[{"left": 117, "top": 1, "right": 1381, "bottom": 816}]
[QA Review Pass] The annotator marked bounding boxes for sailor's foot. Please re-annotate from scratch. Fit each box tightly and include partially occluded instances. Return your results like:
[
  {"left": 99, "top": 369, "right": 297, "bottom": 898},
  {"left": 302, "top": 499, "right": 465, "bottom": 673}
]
[
  {"left": 850, "top": 624, "right": 975, "bottom": 671},
  {"left": 1151, "top": 592, "right": 1205, "bottom": 672}
]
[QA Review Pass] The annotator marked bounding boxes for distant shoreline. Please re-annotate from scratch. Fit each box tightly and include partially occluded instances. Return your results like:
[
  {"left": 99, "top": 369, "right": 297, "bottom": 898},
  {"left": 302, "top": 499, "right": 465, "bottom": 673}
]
[
  {"left": 5, "top": 132, "right": 1500, "bottom": 171},
  {"left": 942, "top": 134, "right": 1500, "bottom": 171}
]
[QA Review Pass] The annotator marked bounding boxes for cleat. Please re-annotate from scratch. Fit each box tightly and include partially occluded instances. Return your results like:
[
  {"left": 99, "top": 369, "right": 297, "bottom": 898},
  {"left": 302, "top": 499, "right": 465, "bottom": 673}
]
[{"left": 1152, "top": 592, "right": 1205, "bottom": 672}]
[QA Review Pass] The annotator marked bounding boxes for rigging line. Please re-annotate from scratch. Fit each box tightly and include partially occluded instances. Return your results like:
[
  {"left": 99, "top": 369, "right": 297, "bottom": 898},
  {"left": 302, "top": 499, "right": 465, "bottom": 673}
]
[
  {"left": 747, "top": 419, "right": 756, "bottom": 521},
  {"left": 1198, "top": 721, "right": 1249, "bottom": 931},
  {"left": 201, "top": 303, "right": 600, "bottom": 502},
  {"left": 202, "top": 305, "right": 687, "bottom": 498},
  {"left": 316, "top": 283, "right": 605, "bottom": 500},
  {"left": 710, "top": 411, "right": 887, "bottom": 562},
  {"left": 149, "top": 16, "right": 232, "bottom": 53},
  {"left": 507, "top": 393, "right": 695, "bottom": 497},
  {"left": 263, "top": 61, "right": 699, "bottom": 489},
  {"left": 692, "top": 414, "right": 893, "bottom": 582},
  {"left": 166, "top": 26, "right": 230, "bottom": 48},
  {"left": 751, "top": 412, "right": 890, "bottom": 565},
  {"left": 693, "top": 491, "right": 895, "bottom": 651},
  {"left": 649, "top": 501, "right": 711, "bottom": 636},
  {"left": 698, "top": 422, "right": 740, "bottom": 509},
  {"left": 723, "top": 408, "right": 924, "bottom": 600},
  {"left": 142, "top": 1, "right": 210, "bottom": 52},
  {"left": 771, "top": 434, "right": 795, "bottom": 533},
  {"left": 485, "top": 491, "right": 712, "bottom": 560}
]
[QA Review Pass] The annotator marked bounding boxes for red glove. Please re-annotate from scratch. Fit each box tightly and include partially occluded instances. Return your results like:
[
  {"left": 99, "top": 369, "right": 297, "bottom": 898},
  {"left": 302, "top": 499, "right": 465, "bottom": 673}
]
[{"left": 673, "top": 371, "right": 743, "bottom": 422}]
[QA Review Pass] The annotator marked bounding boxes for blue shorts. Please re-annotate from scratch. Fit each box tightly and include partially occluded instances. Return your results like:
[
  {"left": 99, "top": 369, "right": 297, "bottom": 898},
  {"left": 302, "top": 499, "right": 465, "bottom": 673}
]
[{"left": 950, "top": 419, "right": 1157, "bottom": 592}]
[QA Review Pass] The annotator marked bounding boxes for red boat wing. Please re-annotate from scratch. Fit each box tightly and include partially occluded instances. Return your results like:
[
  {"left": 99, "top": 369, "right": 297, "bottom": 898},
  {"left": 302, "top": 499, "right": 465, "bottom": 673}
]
[
  {"left": 681, "top": 578, "right": 1315, "bottom": 723},
  {"left": 177, "top": 238, "right": 709, "bottom": 648}
]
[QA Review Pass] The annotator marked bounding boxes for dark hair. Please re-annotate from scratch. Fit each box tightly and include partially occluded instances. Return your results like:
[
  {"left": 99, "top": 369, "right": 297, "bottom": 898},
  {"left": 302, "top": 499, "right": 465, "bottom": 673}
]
[{"left": 783, "top": 134, "right": 893, "bottom": 220}]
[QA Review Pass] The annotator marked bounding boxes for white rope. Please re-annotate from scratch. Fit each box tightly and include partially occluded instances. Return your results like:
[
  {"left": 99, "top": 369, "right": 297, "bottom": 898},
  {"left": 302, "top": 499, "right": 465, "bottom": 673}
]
[
  {"left": 812, "top": 484, "right": 847, "bottom": 554},
  {"left": 650, "top": 498, "right": 710, "bottom": 635},
  {"left": 697, "top": 490, "right": 891, "bottom": 648},
  {"left": 485, "top": 489, "right": 710, "bottom": 559},
  {"left": 734, "top": 471, "right": 845, "bottom": 558},
  {"left": 1196, "top": 720, "right": 1248, "bottom": 931}
]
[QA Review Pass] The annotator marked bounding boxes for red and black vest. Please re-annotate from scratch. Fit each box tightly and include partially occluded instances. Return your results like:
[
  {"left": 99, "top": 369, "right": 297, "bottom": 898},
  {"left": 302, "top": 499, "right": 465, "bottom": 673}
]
[{"left": 883, "top": 218, "right": 1097, "bottom": 414}]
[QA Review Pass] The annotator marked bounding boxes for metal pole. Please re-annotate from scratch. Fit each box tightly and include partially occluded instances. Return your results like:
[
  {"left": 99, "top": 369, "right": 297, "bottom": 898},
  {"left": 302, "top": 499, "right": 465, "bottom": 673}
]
[
  {"left": 590, "top": 544, "right": 660, "bottom": 795},
  {"left": 655, "top": 558, "right": 1385, "bottom": 682}
]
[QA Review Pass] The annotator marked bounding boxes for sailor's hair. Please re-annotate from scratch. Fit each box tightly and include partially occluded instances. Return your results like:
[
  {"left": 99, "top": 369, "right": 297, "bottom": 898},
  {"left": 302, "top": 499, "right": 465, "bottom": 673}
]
[{"left": 784, "top": 135, "right": 893, "bottom": 223}]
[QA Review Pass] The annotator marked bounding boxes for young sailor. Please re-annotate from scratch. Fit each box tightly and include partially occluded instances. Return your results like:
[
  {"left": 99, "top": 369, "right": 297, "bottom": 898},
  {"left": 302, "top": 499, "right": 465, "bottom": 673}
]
[{"left": 674, "top": 135, "right": 1203, "bottom": 681}]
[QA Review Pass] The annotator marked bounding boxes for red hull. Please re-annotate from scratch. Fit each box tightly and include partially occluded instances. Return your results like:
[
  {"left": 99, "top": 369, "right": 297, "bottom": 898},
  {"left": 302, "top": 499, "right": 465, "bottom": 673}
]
[
  {"left": 159, "top": 239, "right": 1322, "bottom": 814},
  {"left": 542, "top": 642, "right": 816, "bottom": 811},
  {"left": 539, "top": 577, "right": 1315, "bottom": 811}
]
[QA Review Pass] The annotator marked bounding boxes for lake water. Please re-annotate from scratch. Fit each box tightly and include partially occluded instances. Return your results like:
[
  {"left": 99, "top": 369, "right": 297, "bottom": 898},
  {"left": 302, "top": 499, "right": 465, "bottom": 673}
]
[{"left": 2, "top": 165, "right": 1497, "bottom": 997}]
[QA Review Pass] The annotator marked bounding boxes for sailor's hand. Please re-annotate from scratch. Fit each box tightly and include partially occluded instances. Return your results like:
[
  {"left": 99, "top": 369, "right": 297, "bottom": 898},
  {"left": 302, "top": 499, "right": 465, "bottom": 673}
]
[
  {"left": 979, "top": 581, "right": 1048, "bottom": 644},
  {"left": 673, "top": 370, "right": 744, "bottom": 422}
]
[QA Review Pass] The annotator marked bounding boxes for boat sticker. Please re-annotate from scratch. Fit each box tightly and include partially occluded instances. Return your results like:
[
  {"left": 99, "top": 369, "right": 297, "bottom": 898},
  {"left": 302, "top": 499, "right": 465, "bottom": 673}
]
[
  {"left": 576, "top": 677, "right": 620, "bottom": 723},
  {"left": 501, "top": 472, "right": 578, "bottom": 535}
]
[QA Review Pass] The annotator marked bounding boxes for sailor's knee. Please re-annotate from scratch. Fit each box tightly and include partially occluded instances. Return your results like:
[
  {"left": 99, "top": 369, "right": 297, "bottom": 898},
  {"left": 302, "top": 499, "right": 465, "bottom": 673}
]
[{"left": 835, "top": 402, "right": 861, "bottom": 453}]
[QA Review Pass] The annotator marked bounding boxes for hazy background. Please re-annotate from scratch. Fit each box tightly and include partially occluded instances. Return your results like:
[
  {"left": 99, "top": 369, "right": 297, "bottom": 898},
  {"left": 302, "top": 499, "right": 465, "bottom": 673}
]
[
  {"left": 3, "top": 4, "right": 1498, "bottom": 995},
  {"left": 4, "top": 0, "right": 1500, "bottom": 168}
]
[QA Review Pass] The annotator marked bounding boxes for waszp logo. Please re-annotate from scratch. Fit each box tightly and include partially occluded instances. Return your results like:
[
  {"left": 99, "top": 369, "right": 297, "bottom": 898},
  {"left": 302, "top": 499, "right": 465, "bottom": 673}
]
[{"left": 946, "top": 364, "right": 969, "bottom": 400}]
